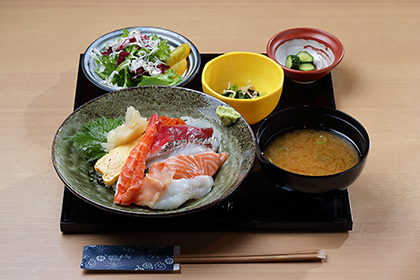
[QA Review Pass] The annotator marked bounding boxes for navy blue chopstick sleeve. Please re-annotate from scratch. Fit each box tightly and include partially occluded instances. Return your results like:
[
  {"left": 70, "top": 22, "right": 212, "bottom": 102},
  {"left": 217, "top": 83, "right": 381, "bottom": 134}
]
[{"left": 81, "top": 245, "right": 179, "bottom": 271}]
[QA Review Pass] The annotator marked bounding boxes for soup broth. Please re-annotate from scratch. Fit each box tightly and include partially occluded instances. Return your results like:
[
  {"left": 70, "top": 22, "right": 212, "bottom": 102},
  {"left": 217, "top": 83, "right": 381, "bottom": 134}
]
[{"left": 264, "top": 129, "right": 359, "bottom": 176}]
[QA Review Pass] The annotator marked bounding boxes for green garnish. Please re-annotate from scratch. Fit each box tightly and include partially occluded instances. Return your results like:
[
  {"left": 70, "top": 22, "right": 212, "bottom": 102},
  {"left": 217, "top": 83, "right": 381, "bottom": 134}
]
[
  {"left": 64, "top": 116, "right": 123, "bottom": 162},
  {"left": 315, "top": 135, "right": 328, "bottom": 145},
  {"left": 222, "top": 83, "right": 261, "bottom": 99}
]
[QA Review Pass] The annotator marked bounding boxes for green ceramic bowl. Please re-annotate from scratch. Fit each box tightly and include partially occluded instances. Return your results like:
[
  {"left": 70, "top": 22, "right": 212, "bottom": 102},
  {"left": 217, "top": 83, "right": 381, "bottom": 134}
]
[{"left": 52, "top": 86, "right": 256, "bottom": 217}]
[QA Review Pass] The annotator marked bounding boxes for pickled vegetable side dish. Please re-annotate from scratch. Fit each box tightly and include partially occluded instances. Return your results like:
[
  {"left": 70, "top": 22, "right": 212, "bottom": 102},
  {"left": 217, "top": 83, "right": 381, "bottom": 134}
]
[
  {"left": 222, "top": 83, "right": 261, "bottom": 99},
  {"left": 285, "top": 51, "right": 316, "bottom": 71}
]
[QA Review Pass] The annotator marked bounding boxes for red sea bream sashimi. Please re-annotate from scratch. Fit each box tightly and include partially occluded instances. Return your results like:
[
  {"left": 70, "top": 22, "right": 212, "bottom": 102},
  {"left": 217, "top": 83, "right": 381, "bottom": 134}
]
[
  {"left": 145, "top": 137, "right": 220, "bottom": 168},
  {"left": 148, "top": 125, "right": 214, "bottom": 158}
]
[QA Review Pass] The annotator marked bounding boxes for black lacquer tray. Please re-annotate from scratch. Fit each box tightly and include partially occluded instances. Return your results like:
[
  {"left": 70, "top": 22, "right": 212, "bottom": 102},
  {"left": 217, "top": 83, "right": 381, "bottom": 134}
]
[{"left": 60, "top": 54, "right": 353, "bottom": 233}]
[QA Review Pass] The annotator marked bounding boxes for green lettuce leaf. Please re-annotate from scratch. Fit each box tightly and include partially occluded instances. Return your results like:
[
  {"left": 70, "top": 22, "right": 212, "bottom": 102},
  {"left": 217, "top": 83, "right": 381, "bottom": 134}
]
[
  {"left": 150, "top": 35, "right": 171, "bottom": 62},
  {"left": 137, "top": 70, "right": 182, "bottom": 86},
  {"left": 121, "top": 28, "right": 130, "bottom": 38}
]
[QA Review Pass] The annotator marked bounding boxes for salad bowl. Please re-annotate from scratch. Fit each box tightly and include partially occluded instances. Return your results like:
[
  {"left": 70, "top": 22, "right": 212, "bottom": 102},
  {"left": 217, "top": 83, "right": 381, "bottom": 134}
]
[
  {"left": 52, "top": 86, "right": 256, "bottom": 217},
  {"left": 82, "top": 26, "right": 201, "bottom": 92}
]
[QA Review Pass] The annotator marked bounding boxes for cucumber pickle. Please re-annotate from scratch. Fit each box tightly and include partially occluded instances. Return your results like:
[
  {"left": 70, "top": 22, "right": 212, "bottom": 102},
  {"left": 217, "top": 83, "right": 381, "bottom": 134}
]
[{"left": 285, "top": 51, "right": 316, "bottom": 71}]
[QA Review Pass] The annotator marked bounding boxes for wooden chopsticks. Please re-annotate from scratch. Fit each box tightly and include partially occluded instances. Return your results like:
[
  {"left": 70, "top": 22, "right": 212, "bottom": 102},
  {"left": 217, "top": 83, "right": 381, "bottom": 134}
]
[{"left": 174, "top": 249, "right": 326, "bottom": 264}]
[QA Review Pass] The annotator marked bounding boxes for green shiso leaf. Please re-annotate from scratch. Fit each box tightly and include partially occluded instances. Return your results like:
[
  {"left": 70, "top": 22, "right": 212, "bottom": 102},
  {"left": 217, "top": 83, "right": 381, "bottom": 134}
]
[{"left": 64, "top": 116, "right": 123, "bottom": 162}]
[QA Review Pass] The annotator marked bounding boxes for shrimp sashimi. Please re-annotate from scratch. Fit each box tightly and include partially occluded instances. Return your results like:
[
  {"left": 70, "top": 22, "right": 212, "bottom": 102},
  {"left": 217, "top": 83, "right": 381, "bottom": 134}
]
[
  {"left": 164, "top": 151, "right": 230, "bottom": 179},
  {"left": 148, "top": 125, "right": 214, "bottom": 159},
  {"left": 114, "top": 113, "right": 162, "bottom": 205}
]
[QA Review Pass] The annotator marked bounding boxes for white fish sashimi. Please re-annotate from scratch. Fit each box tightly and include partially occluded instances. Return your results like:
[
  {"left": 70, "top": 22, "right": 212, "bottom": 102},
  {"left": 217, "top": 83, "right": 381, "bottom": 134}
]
[
  {"left": 146, "top": 137, "right": 219, "bottom": 168},
  {"left": 150, "top": 176, "right": 214, "bottom": 210}
]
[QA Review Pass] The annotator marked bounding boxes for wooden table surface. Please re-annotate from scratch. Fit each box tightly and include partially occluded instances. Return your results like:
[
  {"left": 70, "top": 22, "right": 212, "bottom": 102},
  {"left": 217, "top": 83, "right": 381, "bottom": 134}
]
[{"left": 2, "top": 0, "right": 420, "bottom": 279}]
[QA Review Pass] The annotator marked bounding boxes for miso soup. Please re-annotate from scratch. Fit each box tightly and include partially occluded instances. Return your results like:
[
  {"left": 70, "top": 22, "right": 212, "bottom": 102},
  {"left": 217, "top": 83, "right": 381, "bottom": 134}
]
[{"left": 264, "top": 129, "right": 359, "bottom": 176}]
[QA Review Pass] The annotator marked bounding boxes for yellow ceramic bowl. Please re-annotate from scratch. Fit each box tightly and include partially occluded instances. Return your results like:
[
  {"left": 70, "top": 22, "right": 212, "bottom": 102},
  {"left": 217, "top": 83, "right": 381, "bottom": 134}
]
[{"left": 201, "top": 52, "right": 284, "bottom": 125}]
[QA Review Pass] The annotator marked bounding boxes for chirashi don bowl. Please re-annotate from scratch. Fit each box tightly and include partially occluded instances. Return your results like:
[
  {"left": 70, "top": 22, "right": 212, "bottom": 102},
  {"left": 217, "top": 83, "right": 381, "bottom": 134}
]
[
  {"left": 82, "top": 26, "right": 201, "bottom": 92},
  {"left": 201, "top": 52, "right": 284, "bottom": 125},
  {"left": 52, "top": 86, "right": 256, "bottom": 217},
  {"left": 267, "top": 28, "right": 344, "bottom": 83}
]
